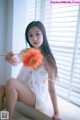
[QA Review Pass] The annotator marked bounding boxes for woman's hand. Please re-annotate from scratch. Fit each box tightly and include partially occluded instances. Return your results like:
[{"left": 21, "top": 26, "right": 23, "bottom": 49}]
[
  {"left": 5, "top": 51, "right": 20, "bottom": 66},
  {"left": 52, "top": 113, "right": 62, "bottom": 120}
]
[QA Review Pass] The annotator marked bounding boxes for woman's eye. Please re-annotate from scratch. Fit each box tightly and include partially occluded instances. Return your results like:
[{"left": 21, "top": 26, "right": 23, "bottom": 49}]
[
  {"left": 29, "top": 34, "right": 33, "bottom": 37},
  {"left": 36, "top": 33, "right": 40, "bottom": 36}
]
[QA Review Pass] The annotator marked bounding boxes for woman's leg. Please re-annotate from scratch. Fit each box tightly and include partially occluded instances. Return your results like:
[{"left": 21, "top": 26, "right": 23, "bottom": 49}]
[
  {"left": 0, "top": 85, "right": 5, "bottom": 110},
  {"left": 5, "top": 78, "right": 36, "bottom": 120}
]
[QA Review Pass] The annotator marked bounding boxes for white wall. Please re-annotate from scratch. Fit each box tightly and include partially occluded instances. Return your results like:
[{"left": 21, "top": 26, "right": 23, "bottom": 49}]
[
  {"left": 12, "top": 0, "right": 27, "bottom": 77},
  {"left": 0, "top": 0, "right": 28, "bottom": 83},
  {"left": 0, "top": 0, "right": 13, "bottom": 84}
]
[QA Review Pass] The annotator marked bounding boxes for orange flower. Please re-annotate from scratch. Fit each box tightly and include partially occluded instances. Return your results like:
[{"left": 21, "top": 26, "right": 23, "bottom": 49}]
[{"left": 22, "top": 48, "right": 43, "bottom": 69}]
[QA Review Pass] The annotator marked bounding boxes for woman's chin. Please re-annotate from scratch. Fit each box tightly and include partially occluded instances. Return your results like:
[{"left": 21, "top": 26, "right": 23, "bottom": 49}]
[{"left": 33, "top": 45, "right": 40, "bottom": 48}]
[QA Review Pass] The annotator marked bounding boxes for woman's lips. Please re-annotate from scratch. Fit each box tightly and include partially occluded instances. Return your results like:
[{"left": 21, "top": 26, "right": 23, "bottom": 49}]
[{"left": 34, "top": 42, "right": 39, "bottom": 45}]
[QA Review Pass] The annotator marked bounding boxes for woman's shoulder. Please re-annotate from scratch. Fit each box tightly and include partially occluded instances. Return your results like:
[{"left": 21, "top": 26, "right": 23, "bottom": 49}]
[
  {"left": 44, "top": 56, "right": 54, "bottom": 72},
  {"left": 44, "top": 56, "right": 56, "bottom": 80},
  {"left": 19, "top": 48, "right": 29, "bottom": 54}
]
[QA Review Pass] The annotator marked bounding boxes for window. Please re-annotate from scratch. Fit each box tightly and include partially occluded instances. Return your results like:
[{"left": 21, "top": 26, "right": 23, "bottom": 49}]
[{"left": 42, "top": 1, "right": 80, "bottom": 106}]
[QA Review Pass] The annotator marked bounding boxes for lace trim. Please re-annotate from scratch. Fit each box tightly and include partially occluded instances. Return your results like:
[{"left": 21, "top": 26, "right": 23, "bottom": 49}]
[{"left": 48, "top": 78, "right": 55, "bottom": 83}]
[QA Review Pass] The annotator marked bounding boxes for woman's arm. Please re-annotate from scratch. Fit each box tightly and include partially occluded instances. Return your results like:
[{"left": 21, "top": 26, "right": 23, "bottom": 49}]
[
  {"left": 45, "top": 61, "right": 61, "bottom": 120},
  {"left": 48, "top": 79, "right": 59, "bottom": 114},
  {"left": 5, "top": 49, "right": 26, "bottom": 66}
]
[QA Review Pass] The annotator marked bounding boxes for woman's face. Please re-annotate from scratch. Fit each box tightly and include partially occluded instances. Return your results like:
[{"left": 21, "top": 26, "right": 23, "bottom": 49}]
[{"left": 28, "top": 26, "right": 43, "bottom": 48}]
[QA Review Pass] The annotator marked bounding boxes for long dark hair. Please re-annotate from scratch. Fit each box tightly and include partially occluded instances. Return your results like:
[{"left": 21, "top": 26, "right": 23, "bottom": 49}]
[{"left": 25, "top": 21, "right": 57, "bottom": 77}]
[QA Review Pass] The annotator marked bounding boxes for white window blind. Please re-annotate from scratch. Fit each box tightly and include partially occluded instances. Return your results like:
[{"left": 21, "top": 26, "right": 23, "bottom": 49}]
[
  {"left": 41, "top": 1, "right": 80, "bottom": 106},
  {"left": 25, "top": 0, "right": 44, "bottom": 24},
  {"left": 69, "top": 8, "right": 80, "bottom": 105}
]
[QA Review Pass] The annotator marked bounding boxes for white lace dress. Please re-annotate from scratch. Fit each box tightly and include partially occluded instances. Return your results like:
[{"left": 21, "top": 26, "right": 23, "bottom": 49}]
[{"left": 16, "top": 61, "right": 50, "bottom": 110}]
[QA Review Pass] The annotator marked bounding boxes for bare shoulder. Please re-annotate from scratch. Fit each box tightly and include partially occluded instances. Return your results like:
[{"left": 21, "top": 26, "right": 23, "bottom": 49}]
[
  {"left": 44, "top": 59, "right": 56, "bottom": 80},
  {"left": 19, "top": 48, "right": 29, "bottom": 54}
]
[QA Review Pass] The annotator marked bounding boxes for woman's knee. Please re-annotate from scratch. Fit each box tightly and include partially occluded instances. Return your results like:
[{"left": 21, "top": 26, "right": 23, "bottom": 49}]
[
  {"left": 5, "top": 79, "right": 18, "bottom": 97},
  {"left": 5, "top": 79, "right": 15, "bottom": 90}
]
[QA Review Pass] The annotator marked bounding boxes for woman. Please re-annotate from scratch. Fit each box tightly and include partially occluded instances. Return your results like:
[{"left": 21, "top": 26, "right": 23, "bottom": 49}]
[{"left": 0, "top": 21, "right": 61, "bottom": 120}]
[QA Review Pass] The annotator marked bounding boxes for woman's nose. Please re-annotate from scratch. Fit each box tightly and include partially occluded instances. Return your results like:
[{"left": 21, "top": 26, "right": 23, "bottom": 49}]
[{"left": 33, "top": 36, "right": 37, "bottom": 41}]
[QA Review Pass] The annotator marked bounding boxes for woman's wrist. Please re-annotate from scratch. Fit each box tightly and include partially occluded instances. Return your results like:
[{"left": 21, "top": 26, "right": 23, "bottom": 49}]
[{"left": 54, "top": 110, "right": 59, "bottom": 114}]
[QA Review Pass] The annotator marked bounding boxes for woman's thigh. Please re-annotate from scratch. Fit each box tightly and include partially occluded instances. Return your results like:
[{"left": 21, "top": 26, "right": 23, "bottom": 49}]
[{"left": 6, "top": 78, "right": 36, "bottom": 107}]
